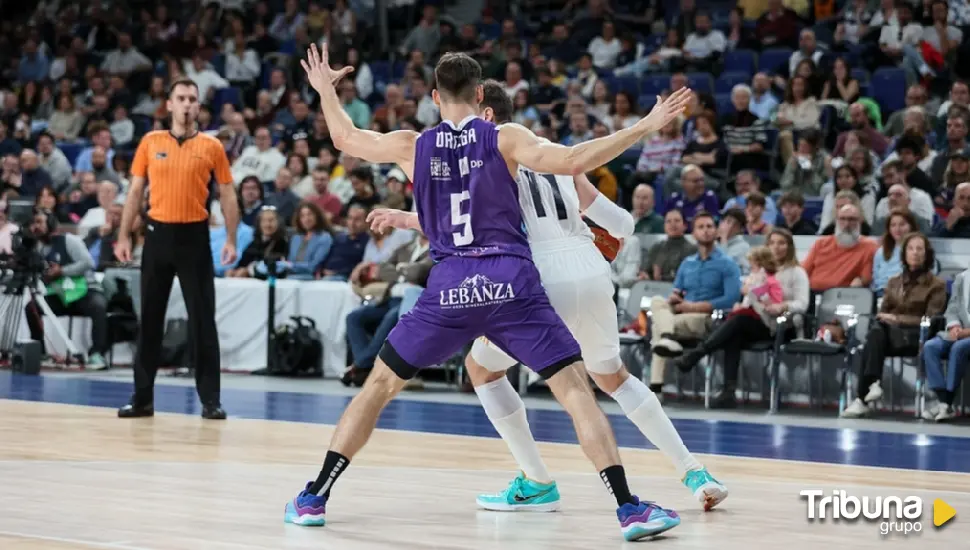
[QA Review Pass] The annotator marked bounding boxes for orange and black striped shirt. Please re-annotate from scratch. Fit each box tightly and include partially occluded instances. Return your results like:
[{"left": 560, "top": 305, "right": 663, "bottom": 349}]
[{"left": 131, "top": 130, "right": 233, "bottom": 223}]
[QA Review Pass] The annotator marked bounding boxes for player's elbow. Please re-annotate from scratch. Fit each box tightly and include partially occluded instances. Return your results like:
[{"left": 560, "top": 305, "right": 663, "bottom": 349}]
[{"left": 616, "top": 213, "right": 635, "bottom": 240}]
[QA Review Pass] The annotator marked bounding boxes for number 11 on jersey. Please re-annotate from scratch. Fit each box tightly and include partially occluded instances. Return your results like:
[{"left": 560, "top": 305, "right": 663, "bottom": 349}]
[{"left": 451, "top": 191, "right": 473, "bottom": 246}]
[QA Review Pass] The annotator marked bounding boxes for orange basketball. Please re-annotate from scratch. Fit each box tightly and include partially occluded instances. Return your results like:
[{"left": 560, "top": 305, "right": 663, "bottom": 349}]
[{"left": 590, "top": 226, "right": 621, "bottom": 262}]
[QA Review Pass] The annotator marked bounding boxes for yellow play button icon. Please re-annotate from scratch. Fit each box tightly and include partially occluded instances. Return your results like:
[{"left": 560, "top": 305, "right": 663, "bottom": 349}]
[{"left": 934, "top": 499, "right": 956, "bottom": 527}]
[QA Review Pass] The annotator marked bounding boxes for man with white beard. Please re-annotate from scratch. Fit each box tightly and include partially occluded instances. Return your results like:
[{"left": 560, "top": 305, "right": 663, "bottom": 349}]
[{"left": 802, "top": 204, "right": 879, "bottom": 294}]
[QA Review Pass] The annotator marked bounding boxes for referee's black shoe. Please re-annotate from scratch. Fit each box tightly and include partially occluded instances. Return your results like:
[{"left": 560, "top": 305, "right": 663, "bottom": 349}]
[
  {"left": 202, "top": 404, "right": 227, "bottom": 420},
  {"left": 118, "top": 402, "right": 154, "bottom": 418}
]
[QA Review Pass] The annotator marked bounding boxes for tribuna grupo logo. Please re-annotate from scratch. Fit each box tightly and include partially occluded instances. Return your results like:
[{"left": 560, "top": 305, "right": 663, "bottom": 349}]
[{"left": 800, "top": 490, "right": 923, "bottom": 536}]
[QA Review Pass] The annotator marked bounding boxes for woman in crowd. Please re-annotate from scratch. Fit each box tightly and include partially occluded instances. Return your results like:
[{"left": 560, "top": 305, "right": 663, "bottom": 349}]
[
  {"left": 512, "top": 89, "right": 540, "bottom": 129},
  {"left": 610, "top": 91, "right": 640, "bottom": 132},
  {"left": 286, "top": 202, "right": 333, "bottom": 281},
  {"left": 590, "top": 80, "right": 613, "bottom": 123},
  {"left": 228, "top": 207, "right": 289, "bottom": 278},
  {"left": 821, "top": 57, "right": 861, "bottom": 104},
  {"left": 48, "top": 94, "right": 85, "bottom": 141},
  {"left": 818, "top": 164, "right": 877, "bottom": 232},
  {"left": 794, "top": 58, "right": 824, "bottom": 99},
  {"left": 673, "top": 228, "right": 810, "bottom": 408},
  {"left": 935, "top": 149, "right": 969, "bottom": 214},
  {"left": 680, "top": 109, "right": 726, "bottom": 174},
  {"left": 779, "top": 128, "right": 830, "bottom": 196},
  {"left": 286, "top": 153, "right": 313, "bottom": 197},
  {"left": 237, "top": 175, "right": 265, "bottom": 227},
  {"left": 33, "top": 184, "right": 72, "bottom": 224},
  {"left": 843, "top": 232, "right": 946, "bottom": 418},
  {"left": 871, "top": 209, "right": 920, "bottom": 295},
  {"left": 776, "top": 76, "right": 821, "bottom": 164}
]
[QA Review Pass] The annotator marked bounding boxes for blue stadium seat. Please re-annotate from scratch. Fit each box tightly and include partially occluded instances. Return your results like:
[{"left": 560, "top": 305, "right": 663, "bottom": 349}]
[
  {"left": 260, "top": 61, "right": 276, "bottom": 88},
  {"left": 723, "top": 49, "right": 756, "bottom": 75},
  {"left": 60, "top": 143, "right": 84, "bottom": 166},
  {"left": 685, "top": 72, "right": 713, "bottom": 94},
  {"left": 642, "top": 74, "right": 669, "bottom": 96},
  {"left": 716, "top": 71, "right": 750, "bottom": 94},
  {"left": 759, "top": 48, "right": 793, "bottom": 74},
  {"left": 850, "top": 68, "right": 869, "bottom": 86},
  {"left": 391, "top": 61, "right": 406, "bottom": 80},
  {"left": 638, "top": 94, "right": 658, "bottom": 111},
  {"left": 279, "top": 40, "right": 297, "bottom": 55},
  {"left": 213, "top": 87, "right": 242, "bottom": 111},
  {"left": 370, "top": 60, "right": 392, "bottom": 84},
  {"left": 211, "top": 54, "right": 226, "bottom": 77},
  {"left": 715, "top": 93, "right": 734, "bottom": 115},
  {"left": 614, "top": 76, "right": 640, "bottom": 95},
  {"left": 130, "top": 115, "right": 153, "bottom": 135},
  {"left": 871, "top": 67, "right": 907, "bottom": 114}
]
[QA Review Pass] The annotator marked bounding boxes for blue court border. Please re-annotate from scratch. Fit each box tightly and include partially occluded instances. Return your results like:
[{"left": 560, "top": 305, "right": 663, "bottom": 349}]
[{"left": 1, "top": 371, "right": 968, "bottom": 474}]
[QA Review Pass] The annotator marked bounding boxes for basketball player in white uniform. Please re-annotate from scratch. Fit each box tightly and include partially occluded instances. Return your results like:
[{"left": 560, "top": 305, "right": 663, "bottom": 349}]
[{"left": 368, "top": 80, "right": 727, "bottom": 513}]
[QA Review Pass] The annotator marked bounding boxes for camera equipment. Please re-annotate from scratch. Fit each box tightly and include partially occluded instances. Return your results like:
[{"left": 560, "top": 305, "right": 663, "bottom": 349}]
[{"left": 0, "top": 228, "right": 83, "bottom": 364}]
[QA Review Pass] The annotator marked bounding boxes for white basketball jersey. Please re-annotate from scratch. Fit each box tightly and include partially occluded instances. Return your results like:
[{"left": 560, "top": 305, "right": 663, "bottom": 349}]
[{"left": 515, "top": 166, "right": 593, "bottom": 244}]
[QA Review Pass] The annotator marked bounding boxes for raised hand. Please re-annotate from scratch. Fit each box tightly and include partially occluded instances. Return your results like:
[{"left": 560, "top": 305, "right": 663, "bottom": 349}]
[
  {"left": 638, "top": 87, "right": 693, "bottom": 134},
  {"left": 300, "top": 42, "right": 355, "bottom": 94}
]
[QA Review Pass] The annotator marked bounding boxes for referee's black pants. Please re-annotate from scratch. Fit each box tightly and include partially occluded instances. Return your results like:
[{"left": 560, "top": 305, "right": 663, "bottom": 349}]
[{"left": 132, "top": 218, "right": 220, "bottom": 406}]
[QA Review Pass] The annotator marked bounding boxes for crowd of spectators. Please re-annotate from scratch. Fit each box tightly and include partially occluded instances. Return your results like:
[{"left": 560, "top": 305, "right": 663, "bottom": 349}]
[{"left": 1, "top": 0, "right": 969, "bottom": 406}]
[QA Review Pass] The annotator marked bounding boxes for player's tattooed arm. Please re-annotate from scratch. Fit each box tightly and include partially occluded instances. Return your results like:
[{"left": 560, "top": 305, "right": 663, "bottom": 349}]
[
  {"left": 498, "top": 88, "right": 692, "bottom": 176},
  {"left": 302, "top": 43, "right": 417, "bottom": 177}
]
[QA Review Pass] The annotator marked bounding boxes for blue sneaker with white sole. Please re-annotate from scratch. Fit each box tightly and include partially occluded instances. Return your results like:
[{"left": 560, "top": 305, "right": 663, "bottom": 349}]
[
  {"left": 683, "top": 467, "right": 728, "bottom": 511},
  {"left": 617, "top": 496, "right": 681, "bottom": 541},
  {"left": 476, "top": 472, "right": 561, "bottom": 512},
  {"left": 284, "top": 482, "right": 327, "bottom": 526}
]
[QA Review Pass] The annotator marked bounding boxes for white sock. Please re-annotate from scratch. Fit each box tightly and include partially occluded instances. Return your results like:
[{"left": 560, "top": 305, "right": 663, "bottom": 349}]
[
  {"left": 611, "top": 376, "right": 703, "bottom": 477},
  {"left": 475, "top": 377, "right": 553, "bottom": 483}
]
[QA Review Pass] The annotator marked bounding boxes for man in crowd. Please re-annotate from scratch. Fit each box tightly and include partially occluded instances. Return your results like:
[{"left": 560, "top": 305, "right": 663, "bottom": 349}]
[
  {"left": 319, "top": 204, "right": 369, "bottom": 280},
  {"left": 640, "top": 209, "right": 697, "bottom": 282},
  {"left": 802, "top": 204, "right": 878, "bottom": 292},
  {"left": 934, "top": 182, "right": 970, "bottom": 238},
  {"left": 665, "top": 165, "right": 719, "bottom": 230},
  {"left": 775, "top": 191, "right": 818, "bottom": 235},
  {"left": 646, "top": 212, "right": 741, "bottom": 396},
  {"left": 631, "top": 184, "right": 664, "bottom": 234},
  {"left": 24, "top": 208, "right": 109, "bottom": 369},
  {"left": 343, "top": 234, "right": 432, "bottom": 386},
  {"left": 717, "top": 209, "right": 750, "bottom": 274}
]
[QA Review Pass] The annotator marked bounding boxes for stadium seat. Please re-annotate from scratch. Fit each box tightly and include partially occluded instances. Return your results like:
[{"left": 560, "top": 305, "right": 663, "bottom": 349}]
[
  {"left": 715, "top": 93, "right": 734, "bottom": 115},
  {"left": 715, "top": 71, "right": 750, "bottom": 94},
  {"left": 391, "top": 61, "right": 406, "bottom": 80},
  {"left": 370, "top": 60, "right": 392, "bottom": 85},
  {"left": 211, "top": 54, "right": 226, "bottom": 77},
  {"left": 642, "top": 74, "right": 669, "bottom": 96},
  {"left": 723, "top": 49, "right": 757, "bottom": 74},
  {"left": 614, "top": 76, "right": 640, "bottom": 96},
  {"left": 60, "top": 142, "right": 84, "bottom": 166},
  {"left": 759, "top": 48, "right": 793, "bottom": 74},
  {"left": 213, "top": 87, "right": 242, "bottom": 111},
  {"left": 870, "top": 67, "right": 907, "bottom": 114},
  {"left": 638, "top": 94, "right": 658, "bottom": 111},
  {"left": 685, "top": 72, "right": 713, "bottom": 94},
  {"left": 279, "top": 40, "right": 297, "bottom": 55}
]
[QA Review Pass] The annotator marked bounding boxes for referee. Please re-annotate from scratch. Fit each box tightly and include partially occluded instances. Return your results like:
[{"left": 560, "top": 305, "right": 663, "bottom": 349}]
[{"left": 116, "top": 79, "right": 240, "bottom": 420}]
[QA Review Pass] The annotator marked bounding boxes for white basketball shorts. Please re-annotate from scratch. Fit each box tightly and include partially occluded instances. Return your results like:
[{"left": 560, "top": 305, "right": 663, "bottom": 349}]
[{"left": 470, "top": 236, "right": 622, "bottom": 374}]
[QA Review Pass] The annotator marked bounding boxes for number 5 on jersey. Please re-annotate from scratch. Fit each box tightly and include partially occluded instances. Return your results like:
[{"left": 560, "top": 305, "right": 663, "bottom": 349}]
[{"left": 451, "top": 191, "right": 473, "bottom": 246}]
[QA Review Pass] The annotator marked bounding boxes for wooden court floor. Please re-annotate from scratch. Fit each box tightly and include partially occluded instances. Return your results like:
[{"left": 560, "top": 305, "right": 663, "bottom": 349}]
[{"left": 0, "top": 399, "right": 967, "bottom": 549}]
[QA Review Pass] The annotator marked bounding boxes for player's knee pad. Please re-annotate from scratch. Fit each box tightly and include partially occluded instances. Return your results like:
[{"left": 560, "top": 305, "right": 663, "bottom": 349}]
[
  {"left": 470, "top": 337, "right": 517, "bottom": 373},
  {"left": 585, "top": 355, "right": 623, "bottom": 375}
]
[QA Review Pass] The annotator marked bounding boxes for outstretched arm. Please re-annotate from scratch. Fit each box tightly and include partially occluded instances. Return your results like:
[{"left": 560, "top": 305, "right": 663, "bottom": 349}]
[
  {"left": 498, "top": 87, "right": 692, "bottom": 176},
  {"left": 302, "top": 44, "right": 417, "bottom": 176},
  {"left": 575, "top": 172, "right": 635, "bottom": 239},
  {"left": 368, "top": 208, "right": 422, "bottom": 233}
]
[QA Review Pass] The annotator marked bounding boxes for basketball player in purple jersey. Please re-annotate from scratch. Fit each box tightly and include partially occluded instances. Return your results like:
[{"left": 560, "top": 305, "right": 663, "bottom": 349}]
[{"left": 289, "top": 44, "right": 692, "bottom": 541}]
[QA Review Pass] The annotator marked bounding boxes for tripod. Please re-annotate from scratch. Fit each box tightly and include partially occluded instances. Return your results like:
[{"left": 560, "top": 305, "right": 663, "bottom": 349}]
[{"left": 0, "top": 272, "right": 83, "bottom": 366}]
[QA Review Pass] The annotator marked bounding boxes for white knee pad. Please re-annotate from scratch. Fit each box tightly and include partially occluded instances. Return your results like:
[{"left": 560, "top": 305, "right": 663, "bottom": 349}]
[
  {"left": 585, "top": 354, "right": 623, "bottom": 375},
  {"left": 470, "top": 337, "right": 518, "bottom": 373}
]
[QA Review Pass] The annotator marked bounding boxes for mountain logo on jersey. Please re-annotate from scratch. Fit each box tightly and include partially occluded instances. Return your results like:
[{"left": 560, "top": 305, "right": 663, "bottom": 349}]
[{"left": 440, "top": 274, "right": 517, "bottom": 309}]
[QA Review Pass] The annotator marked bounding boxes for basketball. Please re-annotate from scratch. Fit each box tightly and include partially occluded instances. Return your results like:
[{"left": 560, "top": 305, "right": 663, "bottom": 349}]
[{"left": 590, "top": 226, "right": 621, "bottom": 262}]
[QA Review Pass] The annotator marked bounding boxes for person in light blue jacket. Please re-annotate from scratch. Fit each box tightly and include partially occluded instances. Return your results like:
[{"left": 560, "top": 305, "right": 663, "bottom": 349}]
[
  {"left": 283, "top": 202, "right": 333, "bottom": 280},
  {"left": 209, "top": 208, "right": 254, "bottom": 277}
]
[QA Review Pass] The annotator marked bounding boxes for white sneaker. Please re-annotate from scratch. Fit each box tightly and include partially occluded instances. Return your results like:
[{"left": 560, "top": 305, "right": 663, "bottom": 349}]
[
  {"left": 935, "top": 404, "right": 956, "bottom": 422},
  {"left": 922, "top": 400, "right": 943, "bottom": 421},
  {"left": 86, "top": 353, "right": 107, "bottom": 371},
  {"left": 863, "top": 380, "right": 883, "bottom": 403},
  {"left": 841, "top": 398, "right": 871, "bottom": 418},
  {"left": 652, "top": 338, "right": 684, "bottom": 357}
]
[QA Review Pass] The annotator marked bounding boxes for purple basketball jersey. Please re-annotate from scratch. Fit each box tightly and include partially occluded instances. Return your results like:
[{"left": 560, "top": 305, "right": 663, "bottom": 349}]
[{"left": 412, "top": 116, "right": 531, "bottom": 262}]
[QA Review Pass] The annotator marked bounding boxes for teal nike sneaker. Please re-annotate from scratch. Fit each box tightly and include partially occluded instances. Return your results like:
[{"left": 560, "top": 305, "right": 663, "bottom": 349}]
[
  {"left": 683, "top": 467, "right": 728, "bottom": 511},
  {"left": 476, "top": 472, "right": 561, "bottom": 512}
]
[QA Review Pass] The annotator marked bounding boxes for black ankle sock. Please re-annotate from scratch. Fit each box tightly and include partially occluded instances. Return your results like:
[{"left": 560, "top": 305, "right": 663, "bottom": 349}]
[
  {"left": 308, "top": 451, "right": 350, "bottom": 497},
  {"left": 649, "top": 383, "right": 663, "bottom": 394},
  {"left": 938, "top": 389, "right": 953, "bottom": 405},
  {"left": 599, "top": 465, "right": 635, "bottom": 507}
]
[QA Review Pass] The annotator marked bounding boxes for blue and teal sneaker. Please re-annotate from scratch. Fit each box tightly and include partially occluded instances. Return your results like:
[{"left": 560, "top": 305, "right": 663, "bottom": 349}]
[
  {"left": 617, "top": 496, "right": 681, "bottom": 541},
  {"left": 284, "top": 482, "right": 327, "bottom": 526},
  {"left": 683, "top": 467, "right": 728, "bottom": 511},
  {"left": 475, "top": 472, "right": 561, "bottom": 512}
]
